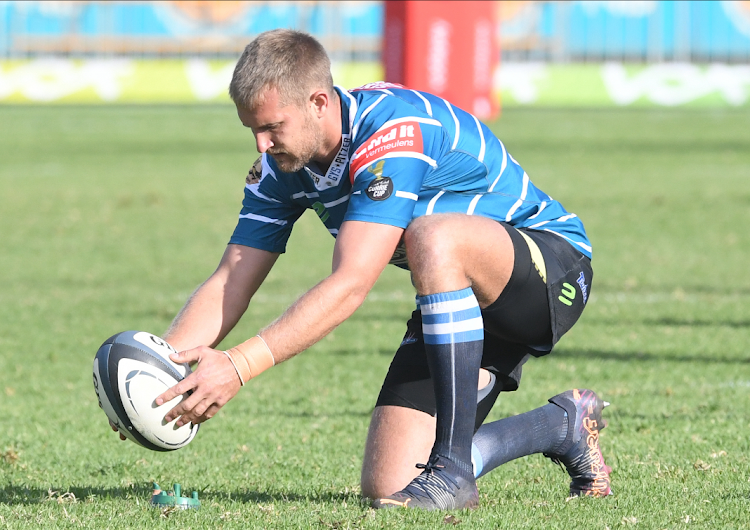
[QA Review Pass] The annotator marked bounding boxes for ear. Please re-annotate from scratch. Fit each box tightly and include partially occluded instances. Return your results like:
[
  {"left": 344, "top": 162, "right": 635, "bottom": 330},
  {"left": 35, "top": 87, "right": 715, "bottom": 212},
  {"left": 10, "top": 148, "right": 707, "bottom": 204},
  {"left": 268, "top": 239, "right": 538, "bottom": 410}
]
[{"left": 310, "top": 90, "right": 329, "bottom": 118}]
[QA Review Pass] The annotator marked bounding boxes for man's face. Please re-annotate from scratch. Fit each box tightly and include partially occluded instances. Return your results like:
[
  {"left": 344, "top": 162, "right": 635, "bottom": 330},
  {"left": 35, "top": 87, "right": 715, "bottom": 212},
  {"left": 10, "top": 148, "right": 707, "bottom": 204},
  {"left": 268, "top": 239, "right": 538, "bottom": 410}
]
[{"left": 237, "top": 88, "right": 325, "bottom": 173}]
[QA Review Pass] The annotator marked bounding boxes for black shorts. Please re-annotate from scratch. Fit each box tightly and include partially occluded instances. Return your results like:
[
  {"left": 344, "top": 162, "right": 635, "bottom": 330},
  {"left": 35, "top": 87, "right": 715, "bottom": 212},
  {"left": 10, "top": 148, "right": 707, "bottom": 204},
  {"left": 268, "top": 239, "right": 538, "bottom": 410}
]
[{"left": 375, "top": 223, "right": 593, "bottom": 423}]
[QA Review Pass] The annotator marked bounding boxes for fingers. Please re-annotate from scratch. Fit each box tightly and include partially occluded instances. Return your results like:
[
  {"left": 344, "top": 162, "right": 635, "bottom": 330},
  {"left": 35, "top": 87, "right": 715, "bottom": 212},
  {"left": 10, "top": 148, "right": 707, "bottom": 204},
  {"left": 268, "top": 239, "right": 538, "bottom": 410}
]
[
  {"left": 158, "top": 346, "right": 242, "bottom": 427},
  {"left": 191, "top": 404, "right": 221, "bottom": 426},
  {"left": 164, "top": 387, "right": 204, "bottom": 425},
  {"left": 169, "top": 348, "right": 202, "bottom": 365},
  {"left": 170, "top": 392, "right": 226, "bottom": 426},
  {"left": 178, "top": 401, "right": 223, "bottom": 426},
  {"left": 156, "top": 346, "right": 208, "bottom": 406},
  {"left": 155, "top": 372, "right": 197, "bottom": 407},
  {"left": 109, "top": 420, "right": 127, "bottom": 441}
]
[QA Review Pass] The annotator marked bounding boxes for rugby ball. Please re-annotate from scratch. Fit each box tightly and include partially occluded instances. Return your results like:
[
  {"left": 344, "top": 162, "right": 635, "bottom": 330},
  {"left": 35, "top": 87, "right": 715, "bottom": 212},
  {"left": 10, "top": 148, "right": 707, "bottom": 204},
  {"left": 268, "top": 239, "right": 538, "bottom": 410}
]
[{"left": 92, "top": 331, "right": 199, "bottom": 451}]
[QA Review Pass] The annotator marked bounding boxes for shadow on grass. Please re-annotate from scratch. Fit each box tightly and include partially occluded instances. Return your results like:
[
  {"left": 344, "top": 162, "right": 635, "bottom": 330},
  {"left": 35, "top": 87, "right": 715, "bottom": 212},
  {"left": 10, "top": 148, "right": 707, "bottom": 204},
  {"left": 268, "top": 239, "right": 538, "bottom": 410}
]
[
  {"left": 590, "top": 317, "right": 750, "bottom": 329},
  {"left": 0, "top": 484, "right": 367, "bottom": 507},
  {"left": 276, "top": 409, "right": 373, "bottom": 418},
  {"left": 0, "top": 483, "right": 153, "bottom": 505},
  {"left": 552, "top": 348, "right": 750, "bottom": 365},
  {"left": 201, "top": 488, "right": 366, "bottom": 505},
  {"left": 647, "top": 317, "right": 750, "bottom": 329}
]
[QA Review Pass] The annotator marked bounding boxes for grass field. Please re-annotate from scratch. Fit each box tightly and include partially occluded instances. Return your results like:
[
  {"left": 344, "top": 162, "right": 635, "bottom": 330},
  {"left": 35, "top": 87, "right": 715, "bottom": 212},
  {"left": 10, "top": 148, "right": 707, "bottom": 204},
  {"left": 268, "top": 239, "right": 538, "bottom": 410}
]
[{"left": 1, "top": 104, "right": 749, "bottom": 529}]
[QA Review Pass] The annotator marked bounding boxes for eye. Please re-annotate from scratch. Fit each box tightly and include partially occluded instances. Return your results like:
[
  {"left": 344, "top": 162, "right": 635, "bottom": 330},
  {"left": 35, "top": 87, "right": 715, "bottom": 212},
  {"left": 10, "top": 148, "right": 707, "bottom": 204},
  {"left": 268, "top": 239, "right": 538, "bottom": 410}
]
[{"left": 259, "top": 122, "right": 280, "bottom": 132}]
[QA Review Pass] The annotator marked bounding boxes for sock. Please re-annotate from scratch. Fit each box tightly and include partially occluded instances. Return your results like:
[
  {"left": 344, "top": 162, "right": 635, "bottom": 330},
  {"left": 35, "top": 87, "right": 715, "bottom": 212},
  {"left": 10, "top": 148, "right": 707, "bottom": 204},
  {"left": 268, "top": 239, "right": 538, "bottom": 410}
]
[
  {"left": 418, "top": 287, "right": 484, "bottom": 477},
  {"left": 471, "top": 403, "right": 568, "bottom": 478}
]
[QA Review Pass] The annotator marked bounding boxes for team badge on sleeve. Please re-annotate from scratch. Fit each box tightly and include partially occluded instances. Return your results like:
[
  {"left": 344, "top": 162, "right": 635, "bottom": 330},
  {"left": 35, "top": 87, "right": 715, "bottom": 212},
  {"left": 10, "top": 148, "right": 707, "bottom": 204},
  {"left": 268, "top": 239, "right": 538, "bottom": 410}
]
[
  {"left": 246, "top": 157, "right": 263, "bottom": 185},
  {"left": 364, "top": 161, "right": 393, "bottom": 201},
  {"left": 366, "top": 177, "right": 393, "bottom": 201}
]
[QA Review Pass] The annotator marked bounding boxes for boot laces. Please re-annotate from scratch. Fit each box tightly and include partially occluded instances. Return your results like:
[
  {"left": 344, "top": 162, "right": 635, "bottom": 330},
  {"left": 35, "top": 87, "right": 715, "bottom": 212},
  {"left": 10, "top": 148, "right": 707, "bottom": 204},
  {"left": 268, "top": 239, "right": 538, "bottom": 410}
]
[{"left": 400, "top": 458, "right": 460, "bottom": 507}]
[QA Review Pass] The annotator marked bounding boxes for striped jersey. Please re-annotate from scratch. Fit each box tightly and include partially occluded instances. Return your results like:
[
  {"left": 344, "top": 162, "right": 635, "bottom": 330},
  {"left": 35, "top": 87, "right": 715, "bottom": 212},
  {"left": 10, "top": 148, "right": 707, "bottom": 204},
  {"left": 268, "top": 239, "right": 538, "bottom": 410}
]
[{"left": 229, "top": 83, "right": 592, "bottom": 268}]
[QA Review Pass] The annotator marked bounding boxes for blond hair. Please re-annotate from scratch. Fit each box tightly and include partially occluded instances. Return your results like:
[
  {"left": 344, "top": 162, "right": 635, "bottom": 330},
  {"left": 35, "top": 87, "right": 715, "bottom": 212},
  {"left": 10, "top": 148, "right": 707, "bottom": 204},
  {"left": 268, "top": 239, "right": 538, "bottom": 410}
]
[{"left": 229, "top": 29, "right": 334, "bottom": 109}]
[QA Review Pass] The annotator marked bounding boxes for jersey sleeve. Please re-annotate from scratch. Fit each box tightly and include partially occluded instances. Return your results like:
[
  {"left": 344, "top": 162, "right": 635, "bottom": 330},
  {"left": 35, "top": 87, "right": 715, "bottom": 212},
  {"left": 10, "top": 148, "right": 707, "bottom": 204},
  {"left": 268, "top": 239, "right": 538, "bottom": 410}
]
[
  {"left": 345, "top": 115, "right": 446, "bottom": 228},
  {"left": 228, "top": 156, "right": 305, "bottom": 253}
]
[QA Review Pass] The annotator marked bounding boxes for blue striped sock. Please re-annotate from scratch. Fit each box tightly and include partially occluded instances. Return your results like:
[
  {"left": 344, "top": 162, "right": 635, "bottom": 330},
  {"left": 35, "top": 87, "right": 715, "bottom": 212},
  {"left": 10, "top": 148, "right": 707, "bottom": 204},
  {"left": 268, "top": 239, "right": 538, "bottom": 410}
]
[{"left": 419, "top": 287, "right": 484, "bottom": 475}]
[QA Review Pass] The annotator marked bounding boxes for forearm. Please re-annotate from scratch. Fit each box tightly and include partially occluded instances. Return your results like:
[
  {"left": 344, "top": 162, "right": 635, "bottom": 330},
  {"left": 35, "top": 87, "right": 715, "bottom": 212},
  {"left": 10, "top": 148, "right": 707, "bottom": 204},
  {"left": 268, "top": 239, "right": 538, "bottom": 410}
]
[
  {"left": 163, "top": 244, "right": 279, "bottom": 352},
  {"left": 164, "top": 274, "right": 248, "bottom": 351},
  {"left": 223, "top": 221, "right": 403, "bottom": 384},
  {"left": 260, "top": 272, "right": 369, "bottom": 363}
]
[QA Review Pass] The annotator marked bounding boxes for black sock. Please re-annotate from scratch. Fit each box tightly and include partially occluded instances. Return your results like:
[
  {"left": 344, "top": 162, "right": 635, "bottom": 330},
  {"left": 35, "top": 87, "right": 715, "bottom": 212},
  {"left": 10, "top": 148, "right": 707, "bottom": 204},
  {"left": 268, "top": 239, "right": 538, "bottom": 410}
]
[
  {"left": 471, "top": 402, "right": 568, "bottom": 478},
  {"left": 418, "top": 288, "right": 484, "bottom": 477}
]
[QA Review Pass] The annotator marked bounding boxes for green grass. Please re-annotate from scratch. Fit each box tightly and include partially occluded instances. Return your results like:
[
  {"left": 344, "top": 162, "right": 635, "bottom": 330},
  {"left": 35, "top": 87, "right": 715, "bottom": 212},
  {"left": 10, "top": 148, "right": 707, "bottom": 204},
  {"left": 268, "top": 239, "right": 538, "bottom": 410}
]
[{"left": 1, "top": 104, "right": 749, "bottom": 529}]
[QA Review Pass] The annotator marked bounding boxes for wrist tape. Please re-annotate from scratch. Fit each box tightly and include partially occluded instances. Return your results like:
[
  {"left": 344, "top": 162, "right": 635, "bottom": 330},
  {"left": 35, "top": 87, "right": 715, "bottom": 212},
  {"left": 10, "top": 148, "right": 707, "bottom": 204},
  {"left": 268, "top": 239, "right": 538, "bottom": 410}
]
[{"left": 224, "top": 335, "right": 275, "bottom": 385}]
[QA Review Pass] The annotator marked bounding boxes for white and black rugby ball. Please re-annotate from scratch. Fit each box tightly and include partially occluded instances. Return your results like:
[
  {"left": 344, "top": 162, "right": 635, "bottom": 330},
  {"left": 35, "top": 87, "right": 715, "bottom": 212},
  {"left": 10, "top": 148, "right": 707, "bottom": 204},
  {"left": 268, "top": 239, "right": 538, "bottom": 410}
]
[{"left": 92, "top": 331, "right": 199, "bottom": 451}]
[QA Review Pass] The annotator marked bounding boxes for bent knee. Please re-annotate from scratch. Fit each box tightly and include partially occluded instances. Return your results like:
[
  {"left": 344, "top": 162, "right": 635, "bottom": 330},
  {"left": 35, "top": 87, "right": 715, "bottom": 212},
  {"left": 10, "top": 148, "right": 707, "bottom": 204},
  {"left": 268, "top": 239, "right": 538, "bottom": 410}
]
[
  {"left": 360, "top": 405, "right": 435, "bottom": 498},
  {"left": 404, "top": 215, "right": 464, "bottom": 275}
]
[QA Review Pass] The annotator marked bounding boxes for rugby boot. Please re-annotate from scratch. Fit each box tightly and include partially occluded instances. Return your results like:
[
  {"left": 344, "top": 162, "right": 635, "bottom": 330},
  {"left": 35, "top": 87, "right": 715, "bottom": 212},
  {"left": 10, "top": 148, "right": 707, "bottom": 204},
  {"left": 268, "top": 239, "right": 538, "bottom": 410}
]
[
  {"left": 372, "top": 455, "right": 479, "bottom": 510},
  {"left": 544, "top": 389, "right": 612, "bottom": 497}
]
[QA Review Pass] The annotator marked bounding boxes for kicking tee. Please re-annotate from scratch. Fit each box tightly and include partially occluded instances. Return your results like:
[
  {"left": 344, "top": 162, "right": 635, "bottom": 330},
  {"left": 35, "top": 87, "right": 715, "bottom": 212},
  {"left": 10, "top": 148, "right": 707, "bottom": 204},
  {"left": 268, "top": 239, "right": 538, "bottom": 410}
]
[{"left": 229, "top": 83, "right": 592, "bottom": 268}]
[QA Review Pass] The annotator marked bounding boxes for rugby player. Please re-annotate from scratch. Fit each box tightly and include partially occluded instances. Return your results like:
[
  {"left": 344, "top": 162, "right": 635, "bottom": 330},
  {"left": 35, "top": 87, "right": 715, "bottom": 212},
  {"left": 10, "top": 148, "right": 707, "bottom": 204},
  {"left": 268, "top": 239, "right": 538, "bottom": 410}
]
[{"left": 117, "top": 29, "right": 612, "bottom": 509}]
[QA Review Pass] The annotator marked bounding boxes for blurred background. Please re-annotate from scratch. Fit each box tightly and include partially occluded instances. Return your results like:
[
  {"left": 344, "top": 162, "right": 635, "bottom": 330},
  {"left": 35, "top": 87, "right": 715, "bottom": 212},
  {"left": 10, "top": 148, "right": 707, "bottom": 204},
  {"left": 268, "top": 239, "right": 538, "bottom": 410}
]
[
  {"left": 1, "top": 0, "right": 749, "bottom": 108},
  {"left": 1, "top": 5, "right": 749, "bottom": 526}
]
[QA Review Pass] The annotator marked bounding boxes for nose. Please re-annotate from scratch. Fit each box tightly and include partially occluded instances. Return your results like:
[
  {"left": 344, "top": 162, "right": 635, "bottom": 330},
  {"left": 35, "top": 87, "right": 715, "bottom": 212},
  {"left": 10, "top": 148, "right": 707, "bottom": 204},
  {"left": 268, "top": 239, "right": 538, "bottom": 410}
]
[{"left": 255, "top": 132, "right": 274, "bottom": 153}]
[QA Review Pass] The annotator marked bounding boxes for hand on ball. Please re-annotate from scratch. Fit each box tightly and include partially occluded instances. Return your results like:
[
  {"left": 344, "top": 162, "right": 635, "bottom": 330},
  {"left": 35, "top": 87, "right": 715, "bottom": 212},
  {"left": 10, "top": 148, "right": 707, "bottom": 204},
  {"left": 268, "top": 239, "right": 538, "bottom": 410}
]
[{"left": 156, "top": 346, "right": 242, "bottom": 426}]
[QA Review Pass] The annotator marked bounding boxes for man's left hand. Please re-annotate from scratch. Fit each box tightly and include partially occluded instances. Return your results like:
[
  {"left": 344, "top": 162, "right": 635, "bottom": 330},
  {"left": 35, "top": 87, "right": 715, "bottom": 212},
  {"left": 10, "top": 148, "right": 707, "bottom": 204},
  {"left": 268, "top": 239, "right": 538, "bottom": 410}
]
[{"left": 156, "top": 346, "right": 243, "bottom": 426}]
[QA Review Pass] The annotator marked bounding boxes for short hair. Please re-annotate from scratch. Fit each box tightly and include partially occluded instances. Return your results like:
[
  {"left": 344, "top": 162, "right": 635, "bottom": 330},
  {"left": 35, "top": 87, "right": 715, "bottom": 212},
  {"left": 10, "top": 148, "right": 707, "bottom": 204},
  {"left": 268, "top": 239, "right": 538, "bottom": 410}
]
[{"left": 229, "top": 29, "right": 334, "bottom": 109}]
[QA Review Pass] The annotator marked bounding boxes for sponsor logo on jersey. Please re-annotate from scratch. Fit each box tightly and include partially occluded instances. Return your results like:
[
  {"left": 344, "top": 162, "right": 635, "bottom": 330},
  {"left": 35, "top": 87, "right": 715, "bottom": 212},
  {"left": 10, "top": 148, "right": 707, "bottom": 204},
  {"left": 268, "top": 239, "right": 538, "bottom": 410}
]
[
  {"left": 558, "top": 282, "right": 576, "bottom": 306},
  {"left": 350, "top": 121, "right": 423, "bottom": 179},
  {"left": 311, "top": 201, "right": 330, "bottom": 223},
  {"left": 324, "top": 134, "right": 351, "bottom": 187},
  {"left": 246, "top": 156, "right": 263, "bottom": 185},
  {"left": 576, "top": 271, "right": 589, "bottom": 304},
  {"left": 401, "top": 330, "right": 419, "bottom": 346},
  {"left": 307, "top": 134, "right": 351, "bottom": 190}
]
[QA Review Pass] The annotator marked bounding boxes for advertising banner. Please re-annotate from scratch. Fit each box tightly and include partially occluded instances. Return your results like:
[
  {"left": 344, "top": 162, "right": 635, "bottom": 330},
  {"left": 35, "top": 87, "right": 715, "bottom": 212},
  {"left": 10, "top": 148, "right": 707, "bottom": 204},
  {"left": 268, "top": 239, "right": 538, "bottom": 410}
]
[
  {"left": 0, "top": 60, "right": 383, "bottom": 104},
  {"left": 2, "top": 59, "right": 749, "bottom": 108}
]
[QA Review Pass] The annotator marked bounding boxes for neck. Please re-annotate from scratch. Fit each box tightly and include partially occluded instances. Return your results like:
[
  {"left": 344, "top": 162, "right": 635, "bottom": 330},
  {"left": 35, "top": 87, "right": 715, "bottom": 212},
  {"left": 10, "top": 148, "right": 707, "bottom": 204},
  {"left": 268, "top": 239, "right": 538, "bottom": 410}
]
[{"left": 313, "top": 92, "right": 343, "bottom": 170}]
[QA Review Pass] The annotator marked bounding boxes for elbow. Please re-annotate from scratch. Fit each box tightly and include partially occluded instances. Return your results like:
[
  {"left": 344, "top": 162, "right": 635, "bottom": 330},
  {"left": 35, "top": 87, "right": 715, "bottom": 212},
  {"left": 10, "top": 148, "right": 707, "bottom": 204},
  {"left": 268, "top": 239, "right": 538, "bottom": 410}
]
[
  {"left": 333, "top": 275, "right": 373, "bottom": 313},
  {"left": 346, "top": 282, "right": 371, "bottom": 310}
]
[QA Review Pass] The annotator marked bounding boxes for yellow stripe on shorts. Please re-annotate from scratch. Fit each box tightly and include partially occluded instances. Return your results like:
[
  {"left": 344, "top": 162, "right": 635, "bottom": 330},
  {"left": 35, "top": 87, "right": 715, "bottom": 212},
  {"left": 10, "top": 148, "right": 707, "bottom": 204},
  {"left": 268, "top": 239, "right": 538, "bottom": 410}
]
[{"left": 518, "top": 230, "right": 547, "bottom": 284}]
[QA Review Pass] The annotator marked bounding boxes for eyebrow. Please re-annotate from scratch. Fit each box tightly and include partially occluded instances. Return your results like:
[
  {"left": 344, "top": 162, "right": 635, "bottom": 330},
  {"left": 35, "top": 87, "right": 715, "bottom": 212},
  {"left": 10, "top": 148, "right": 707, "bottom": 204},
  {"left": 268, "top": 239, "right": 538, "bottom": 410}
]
[{"left": 254, "top": 121, "right": 282, "bottom": 132}]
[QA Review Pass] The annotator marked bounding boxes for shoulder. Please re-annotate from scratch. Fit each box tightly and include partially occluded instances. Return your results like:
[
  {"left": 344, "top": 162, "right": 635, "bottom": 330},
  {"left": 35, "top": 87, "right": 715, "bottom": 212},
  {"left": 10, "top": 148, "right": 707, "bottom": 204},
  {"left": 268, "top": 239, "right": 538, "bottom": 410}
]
[
  {"left": 245, "top": 156, "right": 263, "bottom": 186},
  {"left": 244, "top": 155, "right": 307, "bottom": 204},
  {"left": 349, "top": 90, "right": 443, "bottom": 144}
]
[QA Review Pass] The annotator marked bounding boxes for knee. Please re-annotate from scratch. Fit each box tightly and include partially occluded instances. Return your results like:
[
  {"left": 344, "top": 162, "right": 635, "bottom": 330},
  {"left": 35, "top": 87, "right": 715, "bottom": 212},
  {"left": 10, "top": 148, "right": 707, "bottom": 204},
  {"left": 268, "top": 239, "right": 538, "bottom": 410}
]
[
  {"left": 360, "top": 454, "right": 401, "bottom": 500},
  {"left": 404, "top": 215, "right": 457, "bottom": 273},
  {"left": 360, "top": 473, "right": 383, "bottom": 500}
]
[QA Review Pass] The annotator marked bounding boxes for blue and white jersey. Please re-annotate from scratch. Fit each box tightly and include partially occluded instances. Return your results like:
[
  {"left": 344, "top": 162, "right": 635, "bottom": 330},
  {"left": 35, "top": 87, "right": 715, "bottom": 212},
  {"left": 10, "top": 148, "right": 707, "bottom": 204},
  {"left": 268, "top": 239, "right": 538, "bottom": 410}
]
[{"left": 229, "top": 83, "right": 592, "bottom": 267}]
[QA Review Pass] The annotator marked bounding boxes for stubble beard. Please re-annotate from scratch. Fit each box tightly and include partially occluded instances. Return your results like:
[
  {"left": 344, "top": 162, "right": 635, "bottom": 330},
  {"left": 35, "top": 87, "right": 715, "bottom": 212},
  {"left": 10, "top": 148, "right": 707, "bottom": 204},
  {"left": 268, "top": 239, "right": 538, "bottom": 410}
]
[{"left": 269, "top": 114, "right": 325, "bottom": 173}]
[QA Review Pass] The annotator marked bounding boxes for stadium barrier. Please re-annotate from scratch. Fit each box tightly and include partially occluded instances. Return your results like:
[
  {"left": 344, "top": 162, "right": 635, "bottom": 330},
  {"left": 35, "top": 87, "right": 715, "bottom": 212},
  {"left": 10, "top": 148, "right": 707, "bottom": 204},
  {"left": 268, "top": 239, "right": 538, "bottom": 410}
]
[{"left": 1, "top": 59, "right": 749, "bottom": 108}]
